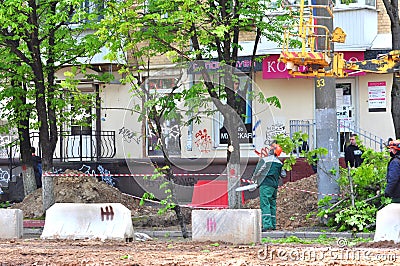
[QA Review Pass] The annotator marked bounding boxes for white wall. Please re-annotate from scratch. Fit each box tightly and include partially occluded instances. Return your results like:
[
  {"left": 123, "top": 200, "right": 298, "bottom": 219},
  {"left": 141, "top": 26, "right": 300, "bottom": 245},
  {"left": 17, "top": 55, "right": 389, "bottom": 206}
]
[
  {"left": 59, "top": 69, "right": 396, "bottom": 160},
  {"left": 358, "top": 73, "right": 395, "bottom": 141},
  {"left": 100, "top": 83, "right": 143, "bottom": 159}
]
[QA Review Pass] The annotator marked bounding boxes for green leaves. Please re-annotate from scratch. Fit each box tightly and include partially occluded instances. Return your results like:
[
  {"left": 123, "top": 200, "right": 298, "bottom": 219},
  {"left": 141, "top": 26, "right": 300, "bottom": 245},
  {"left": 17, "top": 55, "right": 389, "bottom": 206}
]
[
  {"left": 318, "top": 148, "right": 391, "bottom": 232},
  {"left": 0, "top": 0, "right": 106, "bottom": 165},
  {"left": 333, "top": 201, "right": 377, "bottom": 232}
]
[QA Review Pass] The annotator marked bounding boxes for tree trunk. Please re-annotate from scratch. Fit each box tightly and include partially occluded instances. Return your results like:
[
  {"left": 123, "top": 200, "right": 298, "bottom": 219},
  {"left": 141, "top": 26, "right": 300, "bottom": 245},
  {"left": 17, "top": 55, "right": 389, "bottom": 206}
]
[
  {"left": 19, "top": 136, "right": 37, "bottom": 196},
  {"left": 164, "top": 170, "right": 189, "bottom": 238},
  {"left": 173, "top": 204, "right": 189, "bottom": 239},
  {"left": 42, "top": 173, "right": 55, "bottom": 212},
  {"left": 21, "top": 166, "right": 36, "bottom": 196},
  {"left": 224, "top": 114, "right": 242, "bottom": 209},
  {"left": 391, "top": 15, "right": 400, "bottom": 139},
  {"left": 16, "top": 89, "right": 36, "bottom": 196},
  {"left": 148, "top": 108, "right": 189, "bottom": 238}
]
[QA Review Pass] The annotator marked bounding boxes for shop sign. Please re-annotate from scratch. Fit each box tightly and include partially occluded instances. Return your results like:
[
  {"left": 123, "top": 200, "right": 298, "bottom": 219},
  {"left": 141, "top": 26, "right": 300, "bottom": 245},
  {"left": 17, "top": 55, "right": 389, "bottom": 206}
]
[
  {"left": 188, "top": 56, "right": 262, "bottom": 74},
  {"left": 262, "top": 52, "right": 365, "bottom": 79},
  {"left": 368, "top": 81, "right": 387, "bottom": 112}
]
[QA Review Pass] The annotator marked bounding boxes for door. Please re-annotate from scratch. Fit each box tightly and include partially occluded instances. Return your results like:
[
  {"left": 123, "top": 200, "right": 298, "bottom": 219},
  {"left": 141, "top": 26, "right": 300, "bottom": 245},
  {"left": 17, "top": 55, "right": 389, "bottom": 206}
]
[{"left": 336, "top": 79, "right": 357, "bottom": 152}]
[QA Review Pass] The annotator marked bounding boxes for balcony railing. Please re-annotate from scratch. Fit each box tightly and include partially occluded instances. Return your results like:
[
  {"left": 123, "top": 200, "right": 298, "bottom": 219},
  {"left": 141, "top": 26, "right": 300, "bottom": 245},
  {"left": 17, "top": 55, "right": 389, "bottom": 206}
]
[
  {"left": 1, "top": 130, "right": 116, "bottom": 162},
  {"left": 54, "top": 130, "right": 116, "bottom": 161}
]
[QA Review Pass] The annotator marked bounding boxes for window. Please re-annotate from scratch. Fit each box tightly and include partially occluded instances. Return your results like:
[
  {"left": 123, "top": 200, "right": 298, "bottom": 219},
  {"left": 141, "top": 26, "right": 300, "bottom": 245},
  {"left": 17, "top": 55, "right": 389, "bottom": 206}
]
[
  {"left": 71, "top": 106, "right": 93, "bottom": 135},
  {"left": 148, "top": 78, "right": 178, "bottom": 93},
  {"left": 333, "top": 0, "right": 375, "bottom": 8},
  {"left": 146, "top": 77, "right": 182, "bottom": 156},
  {"left": 148, "top": 118, "right": 181, "bottom": 156},
  {"left": 70, "top": 91, "right": 94, "bottom": 136},
  {"left": 213, "top": 74, "right": 253, "bottom": 146},
  {"left": 69, "top": 0, "right": 105, "bottom": 24}
]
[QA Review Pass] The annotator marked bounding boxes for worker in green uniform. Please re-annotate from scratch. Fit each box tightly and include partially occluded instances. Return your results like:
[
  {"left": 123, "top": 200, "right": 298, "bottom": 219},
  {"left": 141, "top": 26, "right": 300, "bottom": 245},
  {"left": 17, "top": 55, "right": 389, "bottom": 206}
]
[{"left": 252, "top": 143, "right": 286, "bottom": 231}]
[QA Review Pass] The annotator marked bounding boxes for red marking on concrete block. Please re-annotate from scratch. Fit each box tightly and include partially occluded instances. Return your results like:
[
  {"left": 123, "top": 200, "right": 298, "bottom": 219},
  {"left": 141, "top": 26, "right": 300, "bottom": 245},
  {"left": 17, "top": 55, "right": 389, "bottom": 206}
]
[
  {"left": 23, "top": 220, "right": 45, "bottom": 228},
  {"left": 206, "top": 217, "right": 216, "bottom": 232},
  {"left": 100, "top": 206, "right": 114, "bottom": 221}
]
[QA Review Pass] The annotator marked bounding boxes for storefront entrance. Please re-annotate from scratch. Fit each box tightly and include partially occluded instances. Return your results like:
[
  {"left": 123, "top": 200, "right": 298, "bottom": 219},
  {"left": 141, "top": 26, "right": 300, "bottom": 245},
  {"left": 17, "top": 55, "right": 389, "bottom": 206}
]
[{"left": 336, "top": 79, "right": 357, "bottom": 152}]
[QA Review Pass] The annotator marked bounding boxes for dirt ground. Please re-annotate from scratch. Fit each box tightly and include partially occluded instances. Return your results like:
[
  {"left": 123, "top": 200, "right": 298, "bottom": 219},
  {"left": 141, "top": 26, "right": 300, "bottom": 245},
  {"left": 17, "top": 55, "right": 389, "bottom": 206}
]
[
  {"left": 4, "top": 171, "right": 399, "bottom": 265},
  {"left": 1, "top": 238, "right": 400, "bottom": 265}
]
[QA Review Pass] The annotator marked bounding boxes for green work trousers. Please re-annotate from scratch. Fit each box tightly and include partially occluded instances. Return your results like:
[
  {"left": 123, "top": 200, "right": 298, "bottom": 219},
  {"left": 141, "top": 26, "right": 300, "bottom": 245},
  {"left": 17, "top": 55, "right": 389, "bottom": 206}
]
[{"left": 259, "top": 185, "right": 277, "bottom": 230}]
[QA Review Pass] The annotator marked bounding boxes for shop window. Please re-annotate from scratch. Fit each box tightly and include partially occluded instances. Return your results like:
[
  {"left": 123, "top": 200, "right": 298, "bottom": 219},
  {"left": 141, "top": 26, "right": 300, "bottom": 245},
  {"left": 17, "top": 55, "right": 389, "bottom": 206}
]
[
  {"left": 213, "top": 75, "right": 253, "bottom": 146},
  {"left": 146, "top": 77, "right": 181, "bottom": 156},
  {"left": 148, "top": 118, "right": 181, "bottom": 156}
]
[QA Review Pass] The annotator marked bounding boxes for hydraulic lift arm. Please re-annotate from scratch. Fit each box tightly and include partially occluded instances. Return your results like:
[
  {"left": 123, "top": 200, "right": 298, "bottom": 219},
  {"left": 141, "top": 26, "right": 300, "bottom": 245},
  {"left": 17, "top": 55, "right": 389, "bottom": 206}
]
[{"left": 278, "top": 0, "right": 400, "bottom": 77}]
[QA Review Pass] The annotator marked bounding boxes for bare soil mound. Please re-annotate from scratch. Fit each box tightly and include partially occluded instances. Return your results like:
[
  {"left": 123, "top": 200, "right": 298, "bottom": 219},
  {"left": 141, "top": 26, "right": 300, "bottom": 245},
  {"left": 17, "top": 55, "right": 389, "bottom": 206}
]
[
  {"left": 11, "top": 169, "right": 191, "bottom": 228},
  {"left": 244, "top": 174, "right": 321, "bottom": 230},
  {"left": 11, "top": 170, "right": 320, "bottom": 230}
]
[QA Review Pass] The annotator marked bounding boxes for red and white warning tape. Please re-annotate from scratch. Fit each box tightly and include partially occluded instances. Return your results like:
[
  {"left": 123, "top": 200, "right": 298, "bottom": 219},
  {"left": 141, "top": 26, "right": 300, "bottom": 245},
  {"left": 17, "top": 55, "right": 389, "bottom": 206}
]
[
  {"left": 43, "top": 172, "right": 227, "bottom": 177},
  {"left": 239, "top": 177, "right": 342, "bottom": 197},
  {"left": 43, "top": 172, "right": 341, "bottom": 197}
]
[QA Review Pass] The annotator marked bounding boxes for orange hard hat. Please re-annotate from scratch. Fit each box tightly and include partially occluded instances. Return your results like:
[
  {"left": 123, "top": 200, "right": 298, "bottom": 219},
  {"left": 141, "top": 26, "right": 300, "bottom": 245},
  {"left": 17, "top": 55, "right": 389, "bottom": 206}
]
[
  {"left": 388, "top": 140, "right": 400, "bottom": 151},
  {"left": 271, "top": 143, "right": 283, "bottom": 156}
]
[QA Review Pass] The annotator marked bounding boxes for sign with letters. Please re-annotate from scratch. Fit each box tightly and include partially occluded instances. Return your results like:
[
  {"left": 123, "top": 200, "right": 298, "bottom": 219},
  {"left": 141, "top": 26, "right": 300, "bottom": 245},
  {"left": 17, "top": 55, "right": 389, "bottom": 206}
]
[
  {"left": 368, "top": 81, "right": 386, "bottom": 112},
  {"left": 262, "top": 52, "right": 365, "bottom": 79}
]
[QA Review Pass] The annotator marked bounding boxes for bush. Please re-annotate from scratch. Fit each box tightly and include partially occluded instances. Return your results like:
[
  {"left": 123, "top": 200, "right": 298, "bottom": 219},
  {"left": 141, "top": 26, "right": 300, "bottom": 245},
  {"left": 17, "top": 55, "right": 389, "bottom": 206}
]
[{"left": 317, "top": 144, "right": 392, "bottom": 232}]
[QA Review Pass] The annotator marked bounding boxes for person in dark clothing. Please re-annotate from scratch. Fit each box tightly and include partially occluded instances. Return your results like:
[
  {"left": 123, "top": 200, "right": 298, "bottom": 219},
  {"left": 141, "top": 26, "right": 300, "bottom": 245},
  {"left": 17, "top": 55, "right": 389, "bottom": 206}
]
[
  {"left": 233, "top": 80, "right": 246, "bottom": 122},
  {"left": 31, "top": 147, "right": 42, "bottom": 189},
  {"left": 344, "top": 133, "right": 363, "bottom": 168},
  {"left": 385, "top": 140, "right": 400, "bottom": 203},
  {"left": 251, "top": 143, "right": 286, "bottom": 231}
]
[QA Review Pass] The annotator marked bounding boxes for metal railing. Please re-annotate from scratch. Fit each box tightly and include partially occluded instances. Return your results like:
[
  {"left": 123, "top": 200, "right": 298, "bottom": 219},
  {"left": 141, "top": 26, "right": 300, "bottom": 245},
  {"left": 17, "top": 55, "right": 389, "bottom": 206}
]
[
  {"left": 55, "top": 130, "right": 116, "bottom": 161},
  {"left": 0, "top": 130, "right": 116, "bottom": 163},
  {"left": 337, "top": 119, "right": 385, "bottom": 152},
  {"left": 290, "top": 119, "right": 385, "bottom": 153}
]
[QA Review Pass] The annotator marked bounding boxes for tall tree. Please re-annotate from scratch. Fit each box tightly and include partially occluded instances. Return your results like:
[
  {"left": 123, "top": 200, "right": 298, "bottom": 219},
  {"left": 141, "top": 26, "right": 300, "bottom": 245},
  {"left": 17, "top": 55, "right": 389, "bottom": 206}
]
[
  {"left": 100, "top": 0, "right": 288, "bottom": 209},
  {"left": 382, "top": 0, "right": 400, "bottom": 138},
  {"left": 0, "top": 0, "right": 104, "bottom": 208}
]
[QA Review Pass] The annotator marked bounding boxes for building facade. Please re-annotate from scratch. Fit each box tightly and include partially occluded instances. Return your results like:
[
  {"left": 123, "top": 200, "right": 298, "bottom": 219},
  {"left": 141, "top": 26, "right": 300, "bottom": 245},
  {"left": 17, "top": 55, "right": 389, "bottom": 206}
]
[{"left": 1, "top": 0, "right": 396, "bottom": 202}]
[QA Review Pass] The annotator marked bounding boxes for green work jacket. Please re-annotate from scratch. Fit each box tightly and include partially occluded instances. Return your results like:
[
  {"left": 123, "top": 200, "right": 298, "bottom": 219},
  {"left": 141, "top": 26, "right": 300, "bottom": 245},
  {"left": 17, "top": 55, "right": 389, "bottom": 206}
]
[{"left": 253, "top": 155, "right": 285, "bottom": 188}]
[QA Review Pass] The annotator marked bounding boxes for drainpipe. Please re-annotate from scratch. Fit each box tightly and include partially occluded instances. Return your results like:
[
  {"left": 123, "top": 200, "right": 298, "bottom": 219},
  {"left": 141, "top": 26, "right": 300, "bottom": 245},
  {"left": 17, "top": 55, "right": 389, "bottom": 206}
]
[{"left": 95, "top": 83, "right": 101, "bottom": 161}]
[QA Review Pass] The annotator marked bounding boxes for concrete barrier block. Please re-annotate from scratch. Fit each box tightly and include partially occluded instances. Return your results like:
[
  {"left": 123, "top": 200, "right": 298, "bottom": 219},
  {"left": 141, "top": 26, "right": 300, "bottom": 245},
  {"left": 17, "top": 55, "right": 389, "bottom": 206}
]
[
  {"left": 0, "top": 209, "right": 23, "bottom": 239},
  {"left": 41, "top": 203, "right": 134, "bottom": 241},
  {"left": 192, "top": 209, "right": 261, "bottom": 244},
  {"left": 374, "top": 203, "right": 400, "bottom": 243}
]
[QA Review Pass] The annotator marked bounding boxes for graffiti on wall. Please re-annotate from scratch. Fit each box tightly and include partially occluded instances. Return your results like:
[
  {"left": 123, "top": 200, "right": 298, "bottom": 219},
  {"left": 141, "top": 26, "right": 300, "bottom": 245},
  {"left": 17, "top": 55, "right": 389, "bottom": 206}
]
[
  {"left": 148, "top": 121, "right": 181, "bottom": 156},
  {"left": 194, "top": 129, "right": 212, "bottom": 153},
  {"left": 77, "top": 164, "right": 117, "bottom": 187},
  {"left": 264, "top": 122, "right": 288, "bottom": 146},
  {"left": 252, "top": 120, "right": 288, "bottom": 157},
  {"left": 0, "top": 167, "right": 15, "bottom": 195},
  {"left": 0, "top": 135, "right": 18, "bottom": 159},
  {"left": 119, "top": 127, "right": 142, "bottom": 144}
]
